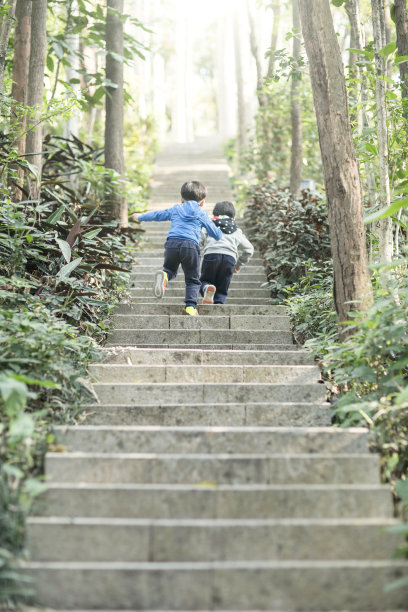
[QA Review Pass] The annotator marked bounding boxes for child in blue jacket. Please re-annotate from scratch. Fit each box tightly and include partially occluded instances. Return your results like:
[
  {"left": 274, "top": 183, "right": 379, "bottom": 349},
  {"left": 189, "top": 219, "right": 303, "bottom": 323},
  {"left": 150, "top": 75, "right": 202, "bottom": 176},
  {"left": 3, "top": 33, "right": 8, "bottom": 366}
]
[{"left": 137, "top": 181, "right": 222, "bottom": 315}]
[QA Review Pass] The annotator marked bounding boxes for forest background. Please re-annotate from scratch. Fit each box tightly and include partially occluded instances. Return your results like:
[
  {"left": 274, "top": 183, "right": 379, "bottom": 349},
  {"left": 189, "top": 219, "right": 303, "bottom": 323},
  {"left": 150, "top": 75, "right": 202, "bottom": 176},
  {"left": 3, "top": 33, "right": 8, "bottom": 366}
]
[{"left": 0, "top": 0, "right": 408, "bottom": 603}]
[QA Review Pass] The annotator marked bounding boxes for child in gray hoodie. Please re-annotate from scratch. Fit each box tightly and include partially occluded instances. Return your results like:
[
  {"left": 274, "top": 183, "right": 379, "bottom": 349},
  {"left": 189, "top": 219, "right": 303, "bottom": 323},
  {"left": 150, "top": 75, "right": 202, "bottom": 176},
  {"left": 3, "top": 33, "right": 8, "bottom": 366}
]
[{"left": 199, "top": 201, "right": 254, "bottom": 304}]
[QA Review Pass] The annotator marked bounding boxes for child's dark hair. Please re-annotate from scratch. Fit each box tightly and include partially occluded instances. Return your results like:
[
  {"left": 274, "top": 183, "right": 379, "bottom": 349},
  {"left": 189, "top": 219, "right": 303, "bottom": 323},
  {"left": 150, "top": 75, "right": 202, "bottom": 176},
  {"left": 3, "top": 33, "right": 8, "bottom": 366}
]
[
  {"left": 181, "top": 181, "right": 207, "bottom": 202},
  {"left": 213, "top": 201, "right": 236, "bottom": 219}
]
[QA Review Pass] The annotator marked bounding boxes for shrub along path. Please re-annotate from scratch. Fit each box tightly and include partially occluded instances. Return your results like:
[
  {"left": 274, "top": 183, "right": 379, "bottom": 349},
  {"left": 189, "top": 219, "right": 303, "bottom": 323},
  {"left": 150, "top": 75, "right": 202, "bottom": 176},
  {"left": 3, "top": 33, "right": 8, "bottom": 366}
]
[{"left": 24, "top": 137, "right": 408, "bottom": 609}]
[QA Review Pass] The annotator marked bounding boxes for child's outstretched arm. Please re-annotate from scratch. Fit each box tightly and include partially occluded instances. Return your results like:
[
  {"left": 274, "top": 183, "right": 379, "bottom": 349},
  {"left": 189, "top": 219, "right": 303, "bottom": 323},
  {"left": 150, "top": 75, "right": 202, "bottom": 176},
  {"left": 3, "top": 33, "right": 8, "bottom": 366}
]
[
  {"left": 138, "top": 208, "right": 172, "bottom": 222},
  {"left": 235, "top": 233, "right": 254, "bottom": 271},
  {"left": 201, "top": 214, "right": 222, "bottom": 240}
]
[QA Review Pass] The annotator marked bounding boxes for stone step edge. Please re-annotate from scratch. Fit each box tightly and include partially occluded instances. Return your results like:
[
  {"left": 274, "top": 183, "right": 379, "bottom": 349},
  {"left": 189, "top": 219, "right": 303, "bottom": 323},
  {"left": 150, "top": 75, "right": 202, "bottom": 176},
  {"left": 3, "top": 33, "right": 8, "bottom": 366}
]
[
  {"left": 27, "top": 517, "right": 398, "bottom": 526},
  {"left": 21, "top": 559, "right": 408, "bottom": 570},
  {"left": 40, "top": 482, "right": 391, "bottom": 492},
  {"left": 83, "top": 402, "right": 329, "bottom": 408},
  {"left": 52, "top": 425, "right": 362, "bottom": 434},
  {"left": 46, "top": 452, "right": 373, "bottom": 459}
]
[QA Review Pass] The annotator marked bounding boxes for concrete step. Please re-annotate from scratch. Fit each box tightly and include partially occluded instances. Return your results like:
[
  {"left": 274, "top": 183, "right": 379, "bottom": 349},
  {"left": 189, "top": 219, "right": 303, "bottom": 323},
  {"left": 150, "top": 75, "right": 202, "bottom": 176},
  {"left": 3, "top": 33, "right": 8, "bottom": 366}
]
[
  {"left": 81, "top": 402, "right": 331, "bottom": 427},
  {"left": 131, "top": 266, "right": 265, "bottom": 276},
  {"left": 26, "top": 517, "right": 400, "bottom": 562},
  {"left": 115, "top": 304, "right": 286, "bottom": 316},
  {"left": 88, "top": 364, "right": 320, "bottom": 384},
  {"left": 91, "top": 382, "right": 326, "bottom": 404},
  {"left": 53, "top": 426, "right": 369, "bottom": 455},
  {"left": 129, "top": 288, "right": 271, "bottom": 298},
  {"left": 126, "top": 297, "right": 275, "bottom": 306},
  {"left": 22, "top": 559, "right": 408, "bottom": 610},
  {"left": 35, "top": 483, "right": 394, "bottom": 519},
  {"left": 131, "top": 274, "right": 268, "bottom": 284},
  {"left": 110, "top": 315, "right": 291, "bottom": 331},
  {"left": 45, "top": 452, "right": 379, "bottom": 485},
  {"left": 99, "top": 348, "right": 313, "bottom": 366},
  {"left": 133, "top": 253, "right": 263, "bottom": 263},
  {"left": 106, "top": 329, "right": 293, "bottom": 346}
]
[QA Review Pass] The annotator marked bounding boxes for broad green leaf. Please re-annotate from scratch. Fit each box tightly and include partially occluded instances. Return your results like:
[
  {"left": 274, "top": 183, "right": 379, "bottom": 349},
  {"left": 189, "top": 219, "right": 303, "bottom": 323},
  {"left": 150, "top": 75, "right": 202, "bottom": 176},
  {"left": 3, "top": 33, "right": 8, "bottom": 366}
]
[
  {"left": 56, "top": 238, "right": 72, "bottom": 263},
  {"left": 46, "top": 204, "right": 66, "bottom": 224},
  {"left": 0, "top": 377, "right": 27, "bottom": 415},
  {"left": 364, "top": 197, "right": 408, "bottom": 224},
  {"left": 22, "top": 478, "right": 47, "bottom": 498},
  {"left": 8, "top": 413, "right": 35, "bottom": 442},
  {"left": 83, "top": 228, "right": 102, "bottom": 240},
  {"left": 395, "top": 55, "right": 408, "bottom": 64},
  {"left": 56, "top": 257, "right": 83, "bottom": 280},
  {"left": 395, "top": 479, "right": 408, "bottom": 502},
  {"left": 349, "top": 48, "right": 374, "bottom": 61},
  {"left": 331, "top": 0, "right": 347, "bottom": 6},
  {"left": 379, "top": 41, "right": 396, "bottom": 58},
  {"left": 46, "top": 54, "right": 54, "bottom": 72}
]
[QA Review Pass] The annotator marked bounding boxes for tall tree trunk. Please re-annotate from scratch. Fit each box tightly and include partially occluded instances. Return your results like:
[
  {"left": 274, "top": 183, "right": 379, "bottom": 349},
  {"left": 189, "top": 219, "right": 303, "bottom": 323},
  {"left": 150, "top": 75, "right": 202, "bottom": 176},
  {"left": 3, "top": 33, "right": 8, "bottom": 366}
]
[
  {"left": 64, "top": 0, "right": 80, "bottom": 139},
  {"left": 233, "top": 3, "right": 247, "bottom": 161},
  {"left": 10, "top": 0, "right": 31, "bottom": 201},
  {"left": 395, "top": 0, "right": 408, "bottom": 101},
  {"left": 0, "top": 0, "right": 17, "bottom": 93},
  {"left": 105, "top": 0, "right": 127, "bottom": 226},
  {"left": 267, "top": 2, "right": 281, "bottom": 78},
  {"left": 289, "top": 0, "right": 302, "bottom": 195},
  {"left": 247, "top": 0, "right": 264, "bottom": 105},
  {"left": 345, "top": 0, "right": 362, "bottom": 73},
  {"left": 345, "top": 0, "right": 377, "bottom": 211},
  {"left": 298, "top": 0, "right": 373, "bottom": 330},
  {"left": 371, "top": 0, "right": 393, "bottom": 263},
  {"left": 25, "top": 0, "right": 47, "bottom": 200}
]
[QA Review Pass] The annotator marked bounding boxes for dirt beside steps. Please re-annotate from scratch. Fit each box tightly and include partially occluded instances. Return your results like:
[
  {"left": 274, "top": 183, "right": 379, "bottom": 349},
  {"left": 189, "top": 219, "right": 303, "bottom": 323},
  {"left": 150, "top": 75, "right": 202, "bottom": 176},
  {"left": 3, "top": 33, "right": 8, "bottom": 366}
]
[{"left": 24, "top": 139, "right": 408, "bottom": 610}]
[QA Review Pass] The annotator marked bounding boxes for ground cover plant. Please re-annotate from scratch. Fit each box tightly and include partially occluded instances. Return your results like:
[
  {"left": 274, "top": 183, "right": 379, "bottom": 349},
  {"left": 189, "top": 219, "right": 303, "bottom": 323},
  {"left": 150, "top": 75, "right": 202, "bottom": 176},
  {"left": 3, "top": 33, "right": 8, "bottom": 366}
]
[
  {"left": 0, "top": 133, "right": 149, "bottom": 605},
  {"left": 243, "top": 182, "right": 331, "bottom": 299}
]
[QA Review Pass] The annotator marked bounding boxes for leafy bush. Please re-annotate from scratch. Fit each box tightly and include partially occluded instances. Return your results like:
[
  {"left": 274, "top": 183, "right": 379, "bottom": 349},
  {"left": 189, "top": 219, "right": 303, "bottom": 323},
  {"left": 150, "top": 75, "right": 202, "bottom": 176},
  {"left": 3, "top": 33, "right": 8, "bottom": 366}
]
[
  {"left": 304, "top": 281, "right": 408, "bottom": 484},
  {"left": 0, "top": 133, "right": 150, "bottom": 605},
  {"left": 243, "top": 182, "right": 331, "bottom": 299},
  {"left": 284, "top": 261, "right": 337, "bottom": 345}
]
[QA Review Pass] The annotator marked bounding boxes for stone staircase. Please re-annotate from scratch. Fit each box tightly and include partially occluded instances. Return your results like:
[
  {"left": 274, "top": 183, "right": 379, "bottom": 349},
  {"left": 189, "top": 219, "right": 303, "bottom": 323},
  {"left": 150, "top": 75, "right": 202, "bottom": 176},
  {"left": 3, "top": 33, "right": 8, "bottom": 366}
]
[{"left": 25, "top": 139, "right": 408, "bottom": 610}]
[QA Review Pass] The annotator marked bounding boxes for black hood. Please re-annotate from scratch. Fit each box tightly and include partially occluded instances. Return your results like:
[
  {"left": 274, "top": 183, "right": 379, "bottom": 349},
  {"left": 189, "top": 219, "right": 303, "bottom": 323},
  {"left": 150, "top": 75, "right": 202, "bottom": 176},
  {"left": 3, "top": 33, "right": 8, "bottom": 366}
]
[{"left": 212, "top": 216, "right": 237, "bottom": 234}]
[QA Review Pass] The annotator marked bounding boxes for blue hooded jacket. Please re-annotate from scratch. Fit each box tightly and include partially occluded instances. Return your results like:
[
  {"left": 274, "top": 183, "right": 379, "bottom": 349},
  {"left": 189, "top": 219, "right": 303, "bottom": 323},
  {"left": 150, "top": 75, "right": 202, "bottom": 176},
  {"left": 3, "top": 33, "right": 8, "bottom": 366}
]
[{"left": 138, "top": 201, "right": 222, "bottom": 245}]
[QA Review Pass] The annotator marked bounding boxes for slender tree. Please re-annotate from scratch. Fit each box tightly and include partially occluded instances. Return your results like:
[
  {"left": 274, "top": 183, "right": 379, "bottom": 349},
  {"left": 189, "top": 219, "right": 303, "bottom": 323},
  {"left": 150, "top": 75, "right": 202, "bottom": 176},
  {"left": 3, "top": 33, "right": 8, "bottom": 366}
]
[
  {"left": 10, "top": 0, "right": 32, "bottom": 201},
  {"left": 25, "top": 0, "right": 47, "bottom": 200},
  {"left": 394, "top": 0, "right": 408, "bottom": 101},
  {"left": 0, "top": 0, "right": 17, "bottom": 93},
  {"left": 298, "top": 0, "right": 372, "bottom": 329},
  {"left": 233, "top": 0, "right": 248, "bottom": 161},
  {"left": 289, "top": 0, "right": 302, "bottom": 195},
  {"left": 371, "top": 0, "right": 393, "bottom": 263},
  {"left": 267, "top": 2, "right": 281, "bottom": 78},
  {"left": 105, "top": 0, "right": 127, "bottom": 225}
]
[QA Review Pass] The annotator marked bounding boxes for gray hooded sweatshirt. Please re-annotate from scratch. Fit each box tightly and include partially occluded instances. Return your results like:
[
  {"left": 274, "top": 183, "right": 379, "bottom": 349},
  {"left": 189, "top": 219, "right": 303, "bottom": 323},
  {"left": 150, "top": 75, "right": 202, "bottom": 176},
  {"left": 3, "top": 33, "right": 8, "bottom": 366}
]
[{"left": 199, "top": 216, "right": 254, "bottom": 270}]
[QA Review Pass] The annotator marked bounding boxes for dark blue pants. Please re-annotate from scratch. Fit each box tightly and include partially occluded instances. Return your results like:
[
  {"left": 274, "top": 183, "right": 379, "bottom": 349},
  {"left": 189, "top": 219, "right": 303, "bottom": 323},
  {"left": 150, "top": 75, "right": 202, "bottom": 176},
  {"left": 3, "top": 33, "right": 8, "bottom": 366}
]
[
  {"left": 200, "top": 253, "right": 235, "bottom": 304},
  {"left": 163, "top": 238, "right": 201, "bottom": 307}
]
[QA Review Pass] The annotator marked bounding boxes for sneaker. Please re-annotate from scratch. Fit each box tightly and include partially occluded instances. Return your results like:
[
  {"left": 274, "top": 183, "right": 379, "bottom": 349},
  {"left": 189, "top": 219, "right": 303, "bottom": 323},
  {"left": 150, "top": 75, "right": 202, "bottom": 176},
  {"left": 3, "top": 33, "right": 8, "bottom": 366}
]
[
  {"left": 153, "top": 270, "right": 168, "bottom": 298},
  {"left": 182, "top": 306, "right": 199, "bottom": 316},
  {"left": 202, "top": 284, "right": 216, "bottom": 304}
]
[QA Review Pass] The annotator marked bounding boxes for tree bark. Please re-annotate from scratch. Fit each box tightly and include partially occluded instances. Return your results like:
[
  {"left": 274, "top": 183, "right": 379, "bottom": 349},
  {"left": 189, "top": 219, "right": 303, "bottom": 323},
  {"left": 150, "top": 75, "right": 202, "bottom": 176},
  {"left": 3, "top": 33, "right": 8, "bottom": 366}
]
[
  {"left": 10, "top": 0, "right": 31, "bottom": 201},
  {"left": 371, "top": 0, "right": 393, "bottom": 263},
  {"left": 105, "top": 0, "right": 127, "bottom": 226},
  {"left": 233, "top": 1, "right": 248, "bottom": 161},
  {"left": 298, "top": 0, "right": 373, "bottom": 329},
  {"left": 0, "top": 0, "right": 17, "bottom": 94},
  {"left": 25, "top": 0, "right": 47, "bottom": 200},
  {"left": 345, "top": 0, "right": 362, "bottom": 73},
  {"left": 267, "top": 2, "right": 281, "bottom": 79},
  {"left": 394, "top": 0, "right": 408, "bottom": 100},
  {"left": 289, "top": 0, "right": 302, "bottom": 195},
  {"left": 247, "top": 0, "right": 264, "bottom": 105}
]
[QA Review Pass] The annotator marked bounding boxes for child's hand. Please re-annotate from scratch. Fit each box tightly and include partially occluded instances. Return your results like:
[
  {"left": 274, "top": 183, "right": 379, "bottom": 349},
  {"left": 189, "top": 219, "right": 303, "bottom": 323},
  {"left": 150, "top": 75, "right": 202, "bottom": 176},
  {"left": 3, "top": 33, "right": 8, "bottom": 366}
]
[{"left": 234, "top": 266, "right": 240, "bottom": 273}]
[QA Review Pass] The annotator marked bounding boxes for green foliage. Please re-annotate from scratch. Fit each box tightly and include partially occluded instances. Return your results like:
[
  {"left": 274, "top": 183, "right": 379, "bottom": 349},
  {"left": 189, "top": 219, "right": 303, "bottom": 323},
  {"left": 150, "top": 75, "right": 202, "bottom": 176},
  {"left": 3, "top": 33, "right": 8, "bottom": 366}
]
[
  {"left": 243, "top": 72, "right": 322, "bottom": 184},
  {"left": 284, "top": 261, "right": 337, "bottom": 345},
  {"left": 303, "top": 277, "right": 408, "bottom": 484},
  {"left": 243, "top": 182, "right": 331, "bottom": 299},
  {"left": 0, "top": 133, "right": 146, "bottom": 604}
]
